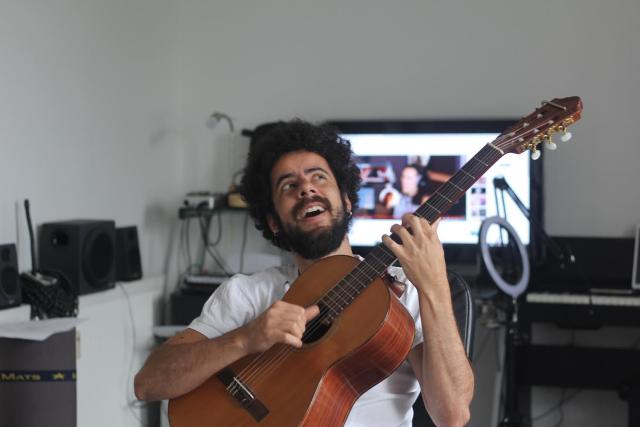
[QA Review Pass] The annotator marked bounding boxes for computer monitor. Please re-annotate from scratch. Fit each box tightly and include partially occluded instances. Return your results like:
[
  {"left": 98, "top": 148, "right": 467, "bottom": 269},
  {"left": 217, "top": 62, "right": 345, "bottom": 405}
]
[{"left": 328, "top": 119, "right": 543, "bottom": 264}]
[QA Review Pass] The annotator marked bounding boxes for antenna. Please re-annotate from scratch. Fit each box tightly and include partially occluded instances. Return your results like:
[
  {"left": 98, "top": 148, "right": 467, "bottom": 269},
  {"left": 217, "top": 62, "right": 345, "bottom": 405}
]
[{"left": 24, "top": 199, "right": 38, "bottom": 273}]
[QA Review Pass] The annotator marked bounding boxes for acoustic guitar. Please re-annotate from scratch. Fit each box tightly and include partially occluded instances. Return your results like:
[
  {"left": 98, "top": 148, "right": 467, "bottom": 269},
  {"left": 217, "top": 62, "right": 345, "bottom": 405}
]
[{"left": 168, "top": 97, "right": 583, "bottom": 427}]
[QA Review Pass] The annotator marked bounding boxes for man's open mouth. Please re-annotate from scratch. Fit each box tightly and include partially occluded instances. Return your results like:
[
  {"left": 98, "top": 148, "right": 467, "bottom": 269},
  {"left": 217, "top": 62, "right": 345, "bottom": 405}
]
[{"left": 302, "top": 205, "right": 326, "bottom": 218}]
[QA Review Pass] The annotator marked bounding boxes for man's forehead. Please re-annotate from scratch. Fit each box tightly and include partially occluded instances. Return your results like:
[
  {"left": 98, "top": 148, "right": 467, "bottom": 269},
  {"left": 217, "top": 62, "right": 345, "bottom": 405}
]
[{"left": 270, "top": 151, "right": 332, "bottom": 181}]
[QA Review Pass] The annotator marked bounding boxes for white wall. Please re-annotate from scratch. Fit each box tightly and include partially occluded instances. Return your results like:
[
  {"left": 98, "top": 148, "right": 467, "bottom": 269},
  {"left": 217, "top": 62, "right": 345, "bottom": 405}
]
[
  {"left": 2, "top": 1, "right": 639, "bottom": 426},
  {"left": 0, "top": 0, "right": 184, "bottom": 278},
  {"left": 0, "top": 2, "right": 181, "bottom": 426},
  {"left": 172, "top": 0, "right": 640, "bottom": 238}
]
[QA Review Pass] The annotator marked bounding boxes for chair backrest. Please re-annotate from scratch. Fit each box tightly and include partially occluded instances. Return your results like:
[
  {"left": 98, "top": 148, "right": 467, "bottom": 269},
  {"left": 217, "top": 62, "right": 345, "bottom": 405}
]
[
  {"left": 412, "top": 269, "right": 476, "bottom": 426},
  {"left": 447, "top": 269, "right": 475, "bottom": 360}
]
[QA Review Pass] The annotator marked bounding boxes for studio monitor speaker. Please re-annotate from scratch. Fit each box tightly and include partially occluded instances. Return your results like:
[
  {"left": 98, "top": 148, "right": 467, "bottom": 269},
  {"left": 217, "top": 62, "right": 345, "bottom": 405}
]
[
  {"left": 39, "top": 220, "right": 116, "bottom": 295},
  {"left": 0, "top": 244, "right": 21, "bottom": 309},
  {"left": 633, "top": 224, "right": 640, "bottom": 290},
  {"left": 115, "top": 226, "right": 142, "bottom": 282}
]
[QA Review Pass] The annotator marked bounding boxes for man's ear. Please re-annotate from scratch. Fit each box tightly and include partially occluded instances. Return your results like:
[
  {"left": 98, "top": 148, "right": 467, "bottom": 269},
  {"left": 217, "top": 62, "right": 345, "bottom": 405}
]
[
  {"left": 267, "top": 213, "right": 279, "bottom": 234},
  {"left": 343, "top": 194, "right": 352, "bottom": 214}
]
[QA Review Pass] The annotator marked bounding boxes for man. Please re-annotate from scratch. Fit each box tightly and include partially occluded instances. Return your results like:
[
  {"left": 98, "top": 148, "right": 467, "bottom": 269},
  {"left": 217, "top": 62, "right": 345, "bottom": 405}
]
[
  {"left": 392, "top": 164, "right": 424, "bottom": 218},
  {"left": 134, "top": 120, "right": 474, "bottom": 426}
]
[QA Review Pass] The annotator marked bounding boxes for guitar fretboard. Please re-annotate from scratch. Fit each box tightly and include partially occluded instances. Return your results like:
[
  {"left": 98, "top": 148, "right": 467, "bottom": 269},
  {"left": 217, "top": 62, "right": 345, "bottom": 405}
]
[{"left": 319, "top": 144, "right": 504, "bottom": 318}]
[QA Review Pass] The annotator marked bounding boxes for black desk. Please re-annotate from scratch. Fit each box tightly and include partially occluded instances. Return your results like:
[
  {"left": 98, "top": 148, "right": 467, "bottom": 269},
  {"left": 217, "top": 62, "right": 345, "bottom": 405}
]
[{"left": 513, "top": 295, "right": 640, "bottom": 427}]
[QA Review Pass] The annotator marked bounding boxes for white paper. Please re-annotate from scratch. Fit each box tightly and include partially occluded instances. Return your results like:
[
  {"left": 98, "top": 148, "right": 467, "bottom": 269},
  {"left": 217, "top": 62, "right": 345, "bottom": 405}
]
[{"left": 0, "top": 318, "right": 87, "bottom": 341}]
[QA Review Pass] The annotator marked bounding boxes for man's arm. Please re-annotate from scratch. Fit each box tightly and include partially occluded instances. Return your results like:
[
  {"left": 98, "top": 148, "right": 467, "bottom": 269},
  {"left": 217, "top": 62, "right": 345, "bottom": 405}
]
[
  {"left": 134, "top": 327, "right": 245, "bottom": 401},
  {"left": 134, "top": 301, "right": 319, "bottom": 401},
  {"left": 382, "top": 215, "right": 474, "bottom": 427},
  {"left": 407, "top": 300, "right": 474, "bottom": 427}
]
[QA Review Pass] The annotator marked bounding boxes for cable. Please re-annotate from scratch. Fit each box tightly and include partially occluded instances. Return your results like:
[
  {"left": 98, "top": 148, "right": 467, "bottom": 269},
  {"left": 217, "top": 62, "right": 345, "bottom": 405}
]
[
  {"left": 197, "top": 211, "right": 223, "bottom": 249},
  {"left": 205, "top": 245, "right": 231, "bottom": 276},
  {"left": 209, "top": 210, "right": 224, "bottom": 248},
  {"left": 529, "top": 329, "right": 640, "bottom": 426},
  {"left": 239, "top": 211, "right": 250, "bottom": 274},
  {"left": 199, "top": 215, "right": 211, "bottom": 249},
  {"left": 529, "top": 330, "right": 578, "bottom": 426},
  {"left": 197, "top": 213, "right": 230, "bottom": 275},
  {"left": 118, "top": 283, "right": 150, "bottom": 427},
  {"left": 551, "top": 389, "right": 566, "bottom": 427},
  {"left": 531, "top": 389, "right": 582, "bottom": 423},
  {"left": 185, "top": 218, "right": 193, "bottom": 273},
  {"left": 473, "top": 327, "right": 495, "bottom": 363},
  {"left": 178, "top": 220, "right": 188, "bottom": 277}
]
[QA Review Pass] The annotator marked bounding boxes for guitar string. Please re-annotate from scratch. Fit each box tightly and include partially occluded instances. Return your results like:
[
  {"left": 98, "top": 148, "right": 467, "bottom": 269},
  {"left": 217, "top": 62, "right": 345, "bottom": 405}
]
[
  {"left": 231, "top": 262, "right": 382, "bottom": 388},
  {"left": 233, "top": 287, "right": 347, "bottom": 387},
  {"left": 235, "top": 270, "right": 357, "bottom": 387},
  {"left": 238, "top": 241, "right": 425, "bottom": 388},
  {"left": 232, "top": 130, "right": 524, "bottom": 391},
  {"left": 236, "top": 220, "right": 416, "bottom": 387},
  {"left": 230, "top": 114, "right": 569, "bottom": 392},
  {"left": 242, "top": 262, "right": 387, "bottom": 390},
  {"left": 232, "top": 252, "right": 380, "bottom": 386},
  {"left": 236, "top": 259, "right": 388, "bottom": 388}
]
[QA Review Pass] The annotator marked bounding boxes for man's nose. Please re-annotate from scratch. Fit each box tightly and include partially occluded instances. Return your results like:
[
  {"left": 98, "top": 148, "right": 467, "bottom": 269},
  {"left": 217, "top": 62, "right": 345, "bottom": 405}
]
[{"left": 298, "top": 180, "right": 317, "bottom": 197}]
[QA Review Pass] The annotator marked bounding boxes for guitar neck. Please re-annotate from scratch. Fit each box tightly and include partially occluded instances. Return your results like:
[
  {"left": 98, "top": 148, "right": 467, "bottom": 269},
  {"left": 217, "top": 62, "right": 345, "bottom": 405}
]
[
  {"left": 319, "top": 95, "right": 583, "bottom": 317},
  {"left": 415, "top": 144, "right": 503, "bottom": 223},
  {"left": 319, "top": 143, "right": 504, "bottom": 316},
  {"left": 367, "top": 143, "right": 503, "bottom": 270}
]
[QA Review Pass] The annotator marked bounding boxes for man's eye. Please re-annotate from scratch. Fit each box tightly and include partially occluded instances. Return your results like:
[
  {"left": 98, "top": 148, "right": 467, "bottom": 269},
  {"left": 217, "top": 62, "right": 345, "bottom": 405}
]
[{"left": 282, "top": 182, "right": 296, "bottom": 191}]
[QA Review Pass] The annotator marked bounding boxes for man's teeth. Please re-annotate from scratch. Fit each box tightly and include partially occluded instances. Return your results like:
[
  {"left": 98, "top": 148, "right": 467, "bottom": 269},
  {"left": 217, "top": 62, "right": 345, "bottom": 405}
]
[{"left": 304, "top": 206, "right": 325, "bottom": 216}]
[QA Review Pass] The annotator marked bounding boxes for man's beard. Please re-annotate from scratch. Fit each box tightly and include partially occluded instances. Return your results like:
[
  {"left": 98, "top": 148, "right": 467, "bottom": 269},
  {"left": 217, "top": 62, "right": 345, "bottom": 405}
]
[{"left": 275, "top": 196, "right": 350, "bottom": 261}]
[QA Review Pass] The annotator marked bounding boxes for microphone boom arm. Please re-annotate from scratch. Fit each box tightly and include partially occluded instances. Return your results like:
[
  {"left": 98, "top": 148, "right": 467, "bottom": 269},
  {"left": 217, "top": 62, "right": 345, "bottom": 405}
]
[{"left": 492, "top": 177, "right": 572, "bottom": 266}]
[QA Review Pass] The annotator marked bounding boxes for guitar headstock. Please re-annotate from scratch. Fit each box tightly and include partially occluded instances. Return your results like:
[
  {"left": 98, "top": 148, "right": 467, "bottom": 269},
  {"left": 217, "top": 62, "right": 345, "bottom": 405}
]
[{"left": 495, "top": 96, "right": 583, "bottom": 159}]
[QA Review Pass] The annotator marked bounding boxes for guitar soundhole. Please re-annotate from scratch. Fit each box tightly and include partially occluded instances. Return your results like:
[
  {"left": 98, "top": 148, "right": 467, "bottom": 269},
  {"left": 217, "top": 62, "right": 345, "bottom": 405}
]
[{"left": 302, "top": 302, "right": 333, "bottom": 344}]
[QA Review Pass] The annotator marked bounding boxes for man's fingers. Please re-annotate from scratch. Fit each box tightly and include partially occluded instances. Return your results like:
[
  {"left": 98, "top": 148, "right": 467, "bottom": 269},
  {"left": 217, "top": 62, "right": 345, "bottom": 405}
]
[
  {"left": 389, "top": 223, "right": 415, "bottom": 248},
  {"left": 305, "top": 305, "right": 320, "bottom": 321},
  {"left": 284, "top": 320, "right": 304, "bottom": 338},
  {"left": 382, "top": 234, "right": 398, "bottom": 248},
  {"left": 282, "top": 333, "right": 303, "bottom": 349},
  {"left": 401, "top": 213, "right": 414, "bottom": 225}
]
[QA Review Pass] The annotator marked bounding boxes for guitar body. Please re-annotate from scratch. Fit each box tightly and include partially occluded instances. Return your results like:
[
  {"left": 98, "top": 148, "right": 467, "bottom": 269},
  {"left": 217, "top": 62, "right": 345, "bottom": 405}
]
[{"left": 168, "top": 255, "right": 416, "bottom": 427}]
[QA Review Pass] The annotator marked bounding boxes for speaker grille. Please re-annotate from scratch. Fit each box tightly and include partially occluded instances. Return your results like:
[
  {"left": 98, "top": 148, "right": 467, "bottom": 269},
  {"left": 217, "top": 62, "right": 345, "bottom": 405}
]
[
  {"left": 83, "top": 230, "right": 115, "bottom": 287},
  {"left": 115, "top": 226, "right": 142, "bottom": 281},
  {"left": 1, "top": 266, "right": 18, "bottom": 295},
  {"left": 0, "top": 244, "right": 20, "bottom": 307}
]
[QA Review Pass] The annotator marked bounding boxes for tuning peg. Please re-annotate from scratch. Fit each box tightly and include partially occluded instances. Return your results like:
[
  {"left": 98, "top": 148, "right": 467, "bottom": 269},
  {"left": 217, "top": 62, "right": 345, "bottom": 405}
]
[
  {"left": 531, "top": 148, "right": 541, "bottom": 160},
  {"left": 560, "top": 131, "right": 572, "bottom": 142},
  {"left": 546, "top": 139, "right": 558, "bottom": 150}
]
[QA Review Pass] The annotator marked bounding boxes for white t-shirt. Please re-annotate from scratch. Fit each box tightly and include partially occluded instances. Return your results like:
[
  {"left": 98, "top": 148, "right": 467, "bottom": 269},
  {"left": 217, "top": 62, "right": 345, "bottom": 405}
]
[{"left": 189, "top": 263, "right": 424, "bottom": 427}]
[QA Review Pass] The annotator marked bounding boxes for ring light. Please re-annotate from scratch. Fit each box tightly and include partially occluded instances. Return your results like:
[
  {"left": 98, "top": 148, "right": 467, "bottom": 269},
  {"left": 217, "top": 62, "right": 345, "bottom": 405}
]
[{"left": 479, "top": 216, "right": 530, "bottom": 299}]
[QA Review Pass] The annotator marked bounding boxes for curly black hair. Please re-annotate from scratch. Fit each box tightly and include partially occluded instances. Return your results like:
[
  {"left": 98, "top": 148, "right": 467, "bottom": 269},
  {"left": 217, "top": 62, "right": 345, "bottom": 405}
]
[{"left": 240, "top": 119, "right": 361, "bottom": 250}]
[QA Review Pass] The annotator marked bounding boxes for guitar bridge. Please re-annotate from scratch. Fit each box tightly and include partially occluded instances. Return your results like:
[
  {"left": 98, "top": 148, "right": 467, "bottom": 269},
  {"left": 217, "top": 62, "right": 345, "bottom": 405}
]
[{"left": 217, "top": 368, "right": 269, "bottom": 421}]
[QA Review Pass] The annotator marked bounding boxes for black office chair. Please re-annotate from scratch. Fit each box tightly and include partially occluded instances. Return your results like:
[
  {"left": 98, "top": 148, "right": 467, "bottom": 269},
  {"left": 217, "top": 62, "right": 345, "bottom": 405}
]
[{"left": 412, "top": 269, "right": 476, "bottom": 426}]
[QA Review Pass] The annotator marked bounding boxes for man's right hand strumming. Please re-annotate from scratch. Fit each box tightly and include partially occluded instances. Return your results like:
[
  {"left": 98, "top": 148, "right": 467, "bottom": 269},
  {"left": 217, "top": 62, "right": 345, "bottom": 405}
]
[{"left": 240, "top": 301, "right": 320, "bottom": 353}]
